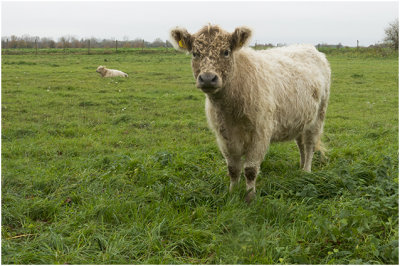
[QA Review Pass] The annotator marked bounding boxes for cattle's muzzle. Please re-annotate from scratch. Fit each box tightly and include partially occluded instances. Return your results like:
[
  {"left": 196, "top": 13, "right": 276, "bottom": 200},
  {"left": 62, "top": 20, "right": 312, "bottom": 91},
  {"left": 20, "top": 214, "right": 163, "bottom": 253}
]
[{"left": 197, "top": 72, "right": 221, "bottom": 93}]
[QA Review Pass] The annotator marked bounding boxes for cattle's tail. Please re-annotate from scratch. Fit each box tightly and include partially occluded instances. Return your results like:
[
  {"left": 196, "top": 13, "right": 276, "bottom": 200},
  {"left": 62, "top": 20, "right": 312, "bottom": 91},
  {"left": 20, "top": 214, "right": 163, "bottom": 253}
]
[{"left": 315, "top": 137, "right": 327, "bottom": 160}]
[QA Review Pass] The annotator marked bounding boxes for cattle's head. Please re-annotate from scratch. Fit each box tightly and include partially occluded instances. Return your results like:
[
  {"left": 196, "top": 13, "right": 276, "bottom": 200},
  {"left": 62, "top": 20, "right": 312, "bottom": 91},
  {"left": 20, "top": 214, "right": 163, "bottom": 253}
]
[
  {"left": 96, "top": 66, "right": 105, "bottom": 73},
  {"left": 170, "top": 24, "right": 252, "bottom": 94}
]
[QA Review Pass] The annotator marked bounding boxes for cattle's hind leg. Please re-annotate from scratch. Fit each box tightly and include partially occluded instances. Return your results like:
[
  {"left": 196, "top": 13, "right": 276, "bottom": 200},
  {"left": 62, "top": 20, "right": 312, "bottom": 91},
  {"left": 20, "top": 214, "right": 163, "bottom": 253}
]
[
  {"left": 304, "top": 99, "right": 328, "bottom": 172},
  {"left": 296, "top": 135, "right": 305, "bottom": 169},
  {"left": 303, "top": 125, "right": 323, "bottom": 172},
  {"left": 303, "top": 131, "right": 316, "bottom": 172}
]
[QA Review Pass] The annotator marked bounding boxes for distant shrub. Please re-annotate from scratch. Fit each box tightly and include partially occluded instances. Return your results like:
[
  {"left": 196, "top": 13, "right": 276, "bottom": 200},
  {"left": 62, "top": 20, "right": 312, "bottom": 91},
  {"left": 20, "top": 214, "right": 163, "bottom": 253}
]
[{"left": 317, "top": 46, "right": 398, "bottom": 58}]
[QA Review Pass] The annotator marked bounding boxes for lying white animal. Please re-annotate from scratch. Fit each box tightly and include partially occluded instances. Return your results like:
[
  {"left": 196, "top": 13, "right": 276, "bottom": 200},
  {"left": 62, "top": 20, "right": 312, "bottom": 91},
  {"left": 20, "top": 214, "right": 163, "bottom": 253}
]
[{"left": 96, "top": 65, "right": 128, "bottom": 77}]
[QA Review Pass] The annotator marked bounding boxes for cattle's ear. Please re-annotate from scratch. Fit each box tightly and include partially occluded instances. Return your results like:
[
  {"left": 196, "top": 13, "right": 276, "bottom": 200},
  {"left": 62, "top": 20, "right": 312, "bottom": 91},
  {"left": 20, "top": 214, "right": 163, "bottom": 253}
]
[
  {"left": 230, "top": 26, "right": 252, "bottom": 51},
  {"left": 170, "top": 27, "right": 193, "bottom": 52}
]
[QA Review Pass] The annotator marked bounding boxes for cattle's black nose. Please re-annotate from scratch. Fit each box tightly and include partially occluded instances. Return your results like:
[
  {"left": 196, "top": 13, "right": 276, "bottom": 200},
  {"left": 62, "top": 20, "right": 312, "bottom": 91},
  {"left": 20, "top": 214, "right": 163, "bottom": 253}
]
[{"left": 198, "top": 72, "right": 219, "bottom": 88}]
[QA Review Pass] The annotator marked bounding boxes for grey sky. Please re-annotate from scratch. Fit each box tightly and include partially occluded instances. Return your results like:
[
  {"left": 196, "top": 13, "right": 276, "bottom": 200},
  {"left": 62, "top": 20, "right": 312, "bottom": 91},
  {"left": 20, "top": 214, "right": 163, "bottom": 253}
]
[{"left": 1, "top": 1, "right": 398, "bottom": 46}]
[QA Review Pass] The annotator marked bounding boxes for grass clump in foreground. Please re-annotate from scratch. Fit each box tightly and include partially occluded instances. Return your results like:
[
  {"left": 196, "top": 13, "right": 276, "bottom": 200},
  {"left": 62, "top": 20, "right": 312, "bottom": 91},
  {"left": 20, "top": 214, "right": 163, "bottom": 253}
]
[{"left": 1, "top": 49, "right": 398, "bottom": 264}]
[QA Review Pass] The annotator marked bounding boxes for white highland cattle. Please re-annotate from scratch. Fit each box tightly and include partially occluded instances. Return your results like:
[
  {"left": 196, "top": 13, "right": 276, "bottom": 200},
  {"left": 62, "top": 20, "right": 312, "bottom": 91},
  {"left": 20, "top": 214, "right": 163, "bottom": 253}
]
[
  {"left": 170, "top": 25, "right": 331, "bottom": 202},
  {"left": 96, "top": 66, "right": 128, "bottom": 77}
]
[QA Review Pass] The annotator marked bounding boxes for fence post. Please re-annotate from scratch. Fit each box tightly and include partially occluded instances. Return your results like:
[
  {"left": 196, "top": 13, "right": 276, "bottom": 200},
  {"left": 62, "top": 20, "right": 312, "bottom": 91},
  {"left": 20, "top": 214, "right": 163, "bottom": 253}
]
[
  {"left": 88, "top": 39, "right": 90, "bottom": 54},
  {"left": 357, "top": 40, "right": 359, "bottom": 48},
  {"left": 7, "top": 38, "right": 9, "bottom": 53},
  {"left": 115, "top": 40, "right": 118, "bottom": 53},
  {"left": 35, "top": 38, "right": 38, "bottom": 55},
  {"left": 142, "top": 39, "right": 144, "bottom": 51}
]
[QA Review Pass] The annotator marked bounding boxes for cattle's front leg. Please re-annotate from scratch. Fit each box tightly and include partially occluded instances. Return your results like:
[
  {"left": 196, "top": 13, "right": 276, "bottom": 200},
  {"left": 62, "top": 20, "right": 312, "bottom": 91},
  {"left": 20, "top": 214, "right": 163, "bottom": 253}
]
[
  {"left": 217, "top": 136, "right": 243, "bottom": 192},
  {"left": 244, "top": 166, "right": 259, "bottom": 203},
  {"left": 227, "top": 155, "right": 242, "bottom": 192},
  {"left": 243, "top": 138, "right": 270, "bottom": 203}
]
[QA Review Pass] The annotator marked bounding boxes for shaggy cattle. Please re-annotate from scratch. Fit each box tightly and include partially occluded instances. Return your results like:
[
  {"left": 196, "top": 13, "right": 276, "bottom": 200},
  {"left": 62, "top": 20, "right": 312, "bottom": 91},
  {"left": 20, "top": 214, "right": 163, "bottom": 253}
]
[
  {"left": 96, "top": 66, "right": 128, "bottom": 77},
  {"left": 170, "top": 25, "right": 331, "bottom": 202}
]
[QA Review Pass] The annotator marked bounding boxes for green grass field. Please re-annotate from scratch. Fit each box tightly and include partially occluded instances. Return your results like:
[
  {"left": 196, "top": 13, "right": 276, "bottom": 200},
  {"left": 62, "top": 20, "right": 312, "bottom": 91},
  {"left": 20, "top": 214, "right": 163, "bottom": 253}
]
[{"left": 1, "top": 48, "right": 398, "bottom": 264}]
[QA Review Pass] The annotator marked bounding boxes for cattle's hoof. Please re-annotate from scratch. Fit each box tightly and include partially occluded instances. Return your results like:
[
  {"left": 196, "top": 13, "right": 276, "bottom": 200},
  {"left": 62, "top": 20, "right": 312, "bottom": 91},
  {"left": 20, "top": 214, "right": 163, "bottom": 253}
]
[
  {"left": 245, "top": 188, "right": 255, "bottom": 204},
  {"left": 229, "top": 180, "right": 240, "bottom": 193}
]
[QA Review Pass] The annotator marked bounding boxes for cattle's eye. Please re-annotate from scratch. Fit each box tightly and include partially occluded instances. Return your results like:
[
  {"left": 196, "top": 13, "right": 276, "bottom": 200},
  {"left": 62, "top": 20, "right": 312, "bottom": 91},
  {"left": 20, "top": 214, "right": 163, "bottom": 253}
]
[
  {"left": 192, "top": 52, "right": 200, "bottom": 59},
  {"left": 223, "top": 50, "right": 230, "bottom": 57}
]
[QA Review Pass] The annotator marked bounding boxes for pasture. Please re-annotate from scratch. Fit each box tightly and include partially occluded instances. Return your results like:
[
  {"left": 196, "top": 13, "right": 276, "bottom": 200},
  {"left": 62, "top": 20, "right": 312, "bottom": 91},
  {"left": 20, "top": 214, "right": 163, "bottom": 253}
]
[{"left": 1, "top": 48, "right": 398, "bottom": 264}]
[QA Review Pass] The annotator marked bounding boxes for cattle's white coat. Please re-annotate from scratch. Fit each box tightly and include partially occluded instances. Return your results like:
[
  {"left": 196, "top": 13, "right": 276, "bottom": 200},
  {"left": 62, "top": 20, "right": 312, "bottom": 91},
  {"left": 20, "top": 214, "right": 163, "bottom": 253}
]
[{"left": 96, "top": 66, "right": 128, "bottom": 77}]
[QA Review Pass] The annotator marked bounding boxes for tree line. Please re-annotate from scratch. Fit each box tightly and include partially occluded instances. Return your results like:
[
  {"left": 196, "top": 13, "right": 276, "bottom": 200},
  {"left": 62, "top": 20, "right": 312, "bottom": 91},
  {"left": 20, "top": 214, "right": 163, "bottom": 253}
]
[
  {"left": 1, "top": 35, "right": 174, "bottom": 49},
  {"left": 2, "top": 19, "right": 397, "bottom": 51}
]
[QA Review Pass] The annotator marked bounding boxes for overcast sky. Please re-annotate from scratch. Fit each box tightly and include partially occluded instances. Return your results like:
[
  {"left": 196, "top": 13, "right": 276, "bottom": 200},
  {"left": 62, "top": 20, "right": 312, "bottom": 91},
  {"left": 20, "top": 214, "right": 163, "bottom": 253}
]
[{"left": 1, "top": 1, "right": 398, "bottom": 46}]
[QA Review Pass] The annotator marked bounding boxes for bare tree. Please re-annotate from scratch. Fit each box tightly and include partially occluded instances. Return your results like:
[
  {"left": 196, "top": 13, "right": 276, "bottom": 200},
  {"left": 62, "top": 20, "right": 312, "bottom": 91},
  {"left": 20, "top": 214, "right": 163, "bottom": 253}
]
[
  {"left": 40, "top": 37, "right": 52, "bottom": 48},
  {"left": 384, "top": 19, "right": 399, "bottom": 50},
  {"left": 166, "top": 40, "right": 173, "bottom": 48},
  {"left": 150, "top": 38, "right": 165, "bottom": 47},
  {"left": 9, "top": 35, "right": 18, "bottom": 48},
  {"left": 71, "top": 37, "right": 82, "bottom": 48},
  {"left": 132, "top": 38, "right": 145, "bottom": 48},
  {"left": 1, "top": 37, "right": 7, "bottom": 48}
]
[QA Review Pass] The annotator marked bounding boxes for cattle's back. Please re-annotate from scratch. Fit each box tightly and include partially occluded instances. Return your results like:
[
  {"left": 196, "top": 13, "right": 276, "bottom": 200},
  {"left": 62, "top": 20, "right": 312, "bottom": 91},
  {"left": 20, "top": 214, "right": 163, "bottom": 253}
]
[
  {"left": 235, "top": 45, "right": 330, "bottom": 142},
  {"left": 251, "top": 44, "right": 330, "bottom": 83}
]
